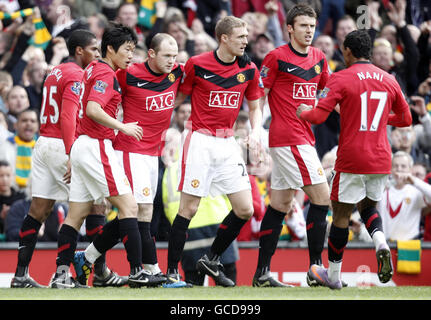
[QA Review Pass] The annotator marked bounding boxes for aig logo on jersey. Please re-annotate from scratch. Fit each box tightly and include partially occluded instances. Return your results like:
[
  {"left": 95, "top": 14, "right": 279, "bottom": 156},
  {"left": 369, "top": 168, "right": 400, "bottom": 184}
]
[
  {"left": 209, "top": 91, "right": 240, "bottom": 108},
  {"left": 293, "top": 83, "right": 317, "bottom": 100},
  {"left": 146, "top": 91, "right": 175, "bottom": 111}
]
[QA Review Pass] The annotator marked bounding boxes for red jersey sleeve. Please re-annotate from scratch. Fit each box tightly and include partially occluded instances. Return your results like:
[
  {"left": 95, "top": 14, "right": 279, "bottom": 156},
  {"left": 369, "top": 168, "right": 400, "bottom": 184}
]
[
  {"left": 87, "top": 70, "right": 116, "bottom": 108},
  {"left": 388, "top": 83, "right": 412, "bottom": 127},
  {"left": 317, "top": 57, "right": 330, "bottom": 90},
  {"left": 260, "top": 51, "right": 278, "bottom": 90},
  {"left": 244, "top": 64, "right": 264, "bottom": 101},
  {"left": 315, "top": 73, "right": 343, "bottom": 113},
  {"left": 179, "top": 58, "right": 195, "bottom": 96}
]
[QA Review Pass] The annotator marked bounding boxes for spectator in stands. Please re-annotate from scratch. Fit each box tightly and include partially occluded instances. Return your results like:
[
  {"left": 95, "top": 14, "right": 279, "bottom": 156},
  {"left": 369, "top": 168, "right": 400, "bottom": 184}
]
[
  {"left": 391, "top": 124, "right": 430, "bottom": 169},
  {"left": 0, "top": 110, "right": 13, "bottom": 141},
  {"left": 0, "top": 109, "right": 38, "bottom": 192},
  {"left": 409, "top": 95, "right": 431, "bottom": 163},
  {"left": 333, "top": 15, "right": 356, "bottom": 63},
  {"left": 250, "top": 32, "right": 275, "bottom": 70},
  {"left": 170, "top": 102, "right": 191, "bottom": 133},
  {"left": 5, "top": 196, "right": 68, "bottom": 242},
  {"left": 0, "top": 71, "right": 13, "bottom": 114},
  {"left": 22, "top": 60, "right": 48, "bottom": 113},
  {"left": 4, "top": 85, "right": 30, "bottom": 132},
  {"left": 0, "top": 160, "right": 26, "bottom": 238},
  {"left": 315, "top": 0, "right": 345, "bottom": 37},
  {"left": 378, "top": 151, "right": 431, "bottom": 241},
  {"left": 87, "top": 12, "right": 109, "bottom": 44},
  {"left": 115, "top": 2, "right": 145, "bottom": 49},
  {"left": 162, "top": 8, "right": 195, "bottom": 56}
]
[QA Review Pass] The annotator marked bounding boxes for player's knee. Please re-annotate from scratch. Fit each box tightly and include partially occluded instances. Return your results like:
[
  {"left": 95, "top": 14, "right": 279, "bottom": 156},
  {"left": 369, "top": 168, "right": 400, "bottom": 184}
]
[
  {"left": 271, "top": 199, "right": 292, "bottom": 214},
  {"left": 234, "top": 205, "right": 254, "bottom": 220}
]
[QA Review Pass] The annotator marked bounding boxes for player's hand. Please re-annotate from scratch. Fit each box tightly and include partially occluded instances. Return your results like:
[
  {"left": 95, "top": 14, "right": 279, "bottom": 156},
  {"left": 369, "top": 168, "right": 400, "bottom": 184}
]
[
  {"left": 63, "top": 159, "right": 72, "bottom": 184},
  {"left": 296, "top": 103, "right": 313, "bottom": 118},
  {"left": 121, "top": 121, "right": 143, "bottom": 141},
  {"left": 245, "top": 130, "right": 263, "bottom": 163}
]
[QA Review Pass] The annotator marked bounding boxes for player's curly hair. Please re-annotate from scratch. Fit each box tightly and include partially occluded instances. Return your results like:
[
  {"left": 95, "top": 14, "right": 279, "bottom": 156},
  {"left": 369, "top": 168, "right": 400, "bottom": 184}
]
[
  {"left": 343, "top": 30, "right": 372, "bottom": 60},
  {"left": 101, "top": 22, "right": 138, "bottom": 57},
  {"left": 67, "top": 29, "right": 96, "bottom": 57}
]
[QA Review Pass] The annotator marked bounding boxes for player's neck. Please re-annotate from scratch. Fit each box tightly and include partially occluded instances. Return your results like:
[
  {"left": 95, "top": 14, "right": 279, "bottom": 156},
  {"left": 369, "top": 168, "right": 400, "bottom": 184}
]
[
  {"left": 147, "top": 60, "right": 163, "bottom": 75},
  {"left": 102, "top": 57, "right": 117, "bottom": 71},
  {"left": 216, "top": 47, "right": 236, "bottom": 64},
  {"left": 290, "top": 39, "right": 309, "bottom": 55}
]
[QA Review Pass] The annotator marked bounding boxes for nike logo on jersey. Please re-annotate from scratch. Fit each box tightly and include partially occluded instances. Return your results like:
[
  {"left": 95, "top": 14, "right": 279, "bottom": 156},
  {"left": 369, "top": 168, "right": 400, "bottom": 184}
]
[
  {"left": 278, "top": 59, "right": 325, "bottom": 81},
  {"left": 137, "top": 82, "right": 148, "bottom": 87},
  {"left": 194, "top": 65, "right": 256, "bottom": 89}
]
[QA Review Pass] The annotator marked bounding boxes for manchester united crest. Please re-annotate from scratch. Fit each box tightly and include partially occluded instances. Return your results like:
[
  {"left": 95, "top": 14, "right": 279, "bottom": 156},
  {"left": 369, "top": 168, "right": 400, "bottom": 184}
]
[
  {"left": 237, "top": 73, "right": 245, "bottom": 83},
  {"left": 168, "top": 73, "right": 176, "bottom": 82},
  {"left": 317, "top": 167, "right": 324, "bottom": 176},
  {"left": 142, "top": 187, "right": 150, "bottom": 197},
  {"left": 314, "top": 64, "right": 321, "bottom": 74},
  {"left": 191, "top": 179, "right": 200, "bottom": 188}
]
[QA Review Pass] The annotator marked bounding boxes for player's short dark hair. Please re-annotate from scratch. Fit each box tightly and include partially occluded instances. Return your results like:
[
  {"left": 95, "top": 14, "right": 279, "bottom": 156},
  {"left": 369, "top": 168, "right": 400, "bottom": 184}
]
[
  {"left": 343, "top": 30, "right": 372, "bottom": 60},
  {"left": 67, "top": 29, "right": 97, "bottom": 57},
  {"left": 149, "top": 33, "right": 176, "bottom": 53},
  {"left": 285, "top": 4, "right": 317, "bottom": 27},
  {"left": 101, "top": 22, "right": 137, "bottom": 58}
]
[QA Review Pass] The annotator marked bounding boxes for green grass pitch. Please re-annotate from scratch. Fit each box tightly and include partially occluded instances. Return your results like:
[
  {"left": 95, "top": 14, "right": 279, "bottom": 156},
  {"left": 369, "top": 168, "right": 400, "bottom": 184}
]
[{"left": 1, "top": 286, "right": 430, "bottom": 300}]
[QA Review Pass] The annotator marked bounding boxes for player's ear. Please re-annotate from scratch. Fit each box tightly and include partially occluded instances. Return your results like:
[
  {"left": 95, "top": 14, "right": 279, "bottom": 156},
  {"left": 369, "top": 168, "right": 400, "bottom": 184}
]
[
  {"left": 220, "top": 33, "right": 229, "bottom": 44},
  {"left": 148, "top": 48, "right": 156, "bottom": 59},
  {"left": 75, "top": 46, "right": 83, "bottom": 56}
]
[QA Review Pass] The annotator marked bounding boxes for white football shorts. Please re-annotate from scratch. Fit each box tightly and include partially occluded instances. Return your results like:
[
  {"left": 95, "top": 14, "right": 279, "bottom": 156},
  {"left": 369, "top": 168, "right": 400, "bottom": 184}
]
[
  {"left": 270, "top": 145, "right": 327, "bottom": 190},
  {"left": 177, "top": 129, "right": 251, "bottom": 197},
  {"left": 31, "top": 136, "right": 69, "bottom": 201},
  {"left": 115, "top": 150, "right": 158, "bottom": 204},
  {"left": 330, "top": 171, "right": 389, "bottom": 204},
  {"left": 69, "top": 135, "right": 132, "bottom": 202}
]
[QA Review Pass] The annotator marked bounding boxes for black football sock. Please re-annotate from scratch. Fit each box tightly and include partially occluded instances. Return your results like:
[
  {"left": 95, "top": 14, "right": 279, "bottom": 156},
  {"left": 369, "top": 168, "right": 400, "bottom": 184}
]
[
  {"left": 119, "top": 218, "right": 142, "bottom": 272},
  {"left": 85, "top": 214, "right": 107, "bottom": 275},
  {"left": 56, "top": 224, "right": 78, "bottom": 268},
  {"left": 15, "top": 215, "right": 41, "bottom": 277},
  {"left": 327, "top": 224, "right": 349, "bottom": 263},
  {"left": 92, "top": 217, "right": 121, "bottom": 254},
  {"left": 359, "top": 206, "right": 383, "bottom": 237},
  {"left": 138, "top": 221, "right": 158, "bottom": 265},
  {"left": 167, "top": 214, "right": 190, "bottom": 272},
  {"left": 209, "top": 210, "right": 248, "bottom": 260},
  {"left": 306, "top": 203, "right": 328, "bottom": 266},
  {"left": 255, "top": 205, "right": 285, "bottom": 276}
]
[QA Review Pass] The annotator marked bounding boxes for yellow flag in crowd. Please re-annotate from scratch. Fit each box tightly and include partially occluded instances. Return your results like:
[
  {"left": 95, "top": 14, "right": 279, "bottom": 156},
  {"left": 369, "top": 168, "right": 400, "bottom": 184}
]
[{"left": 0, "top": 8, "right": 52, "bottom": 50}]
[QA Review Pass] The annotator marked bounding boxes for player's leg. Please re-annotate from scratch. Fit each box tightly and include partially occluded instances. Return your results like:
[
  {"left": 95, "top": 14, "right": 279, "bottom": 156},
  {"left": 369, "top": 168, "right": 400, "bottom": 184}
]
[
  {"left": 253, "top": 189, "right": 294, "bottom": 287},
  {"left": 357, "top": 188, "right": 393, "bottom": 283},
  {"left": 11, "top": 197, "right": 55, "bottom": 288},
  {"left": 302, "top": 182, "right": 330, "bottom": 267},
  {"left": 196, "top": 189, "right": 252, "bottom": 287},
  {"left": 51, "top": 200, "right": 94, "bottom": 288},
  {"left": 307, "top": 200, "right": 352, "bottom": 290},
  {"left": 166, "top": 192, "right": 200, "bottom": 279}
]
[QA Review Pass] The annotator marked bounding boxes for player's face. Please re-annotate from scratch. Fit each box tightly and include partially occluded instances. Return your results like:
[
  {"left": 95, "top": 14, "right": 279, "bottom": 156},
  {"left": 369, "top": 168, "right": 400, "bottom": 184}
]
[
  {"left": 82, "top": 38, "right": 100, "bottom": 68},
  {"left": 226, "top": 26, "right": 249, "bottom": 57},
  {"left": 151, "top": 40, "right": 178, "bottom": 74},
  {"left": 112, "top": 41, "right": 135, "bottom": 70},
  {"left": 288, "top": 15, "right": 316, "bottom": 49}
]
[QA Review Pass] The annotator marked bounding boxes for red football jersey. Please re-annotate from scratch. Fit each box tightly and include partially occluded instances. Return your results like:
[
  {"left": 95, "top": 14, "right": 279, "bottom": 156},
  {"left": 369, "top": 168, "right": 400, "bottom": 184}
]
[
  {"left": 77, "top": 60, "right": 122, "bottom": 141},
  {"left": 179, "top": 50, "right": 264, "bottom": 137},
  {"left": 261, "top": 43, "right": 329, "bottom": 147},
  {"left": 316, "top": 61, "right": 410, "bottom": 174},
  {"left": 114, "top": 62, "right": 183, "bottom": 156},
  {"left": 39, "top": 62, "right": 82, "bottom": 138}
]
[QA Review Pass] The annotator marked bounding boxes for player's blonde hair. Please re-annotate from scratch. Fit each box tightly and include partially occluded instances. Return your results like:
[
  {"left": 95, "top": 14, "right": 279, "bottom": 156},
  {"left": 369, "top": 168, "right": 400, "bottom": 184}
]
[{"left": 215, "top": 16, "right": 247, "bottom": 43}]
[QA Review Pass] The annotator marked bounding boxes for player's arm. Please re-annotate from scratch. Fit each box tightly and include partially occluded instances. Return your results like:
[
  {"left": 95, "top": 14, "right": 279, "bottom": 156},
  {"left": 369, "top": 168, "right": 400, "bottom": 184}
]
[
  {"left": 296, "top": 103, "right": 331, "bottom": 124},
  {"left": 174, "top": 91, "right": 189, "bottom": 108},
  {"left": 60, "top": 99, "right": 78, "bottom": 155},
  {"left": 86, "top": 100, "right": 143, "bottom": 141},
  {"left": 388, "top": 84, "right": 413, "bottom": 127}
]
